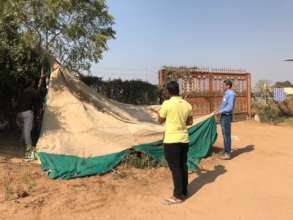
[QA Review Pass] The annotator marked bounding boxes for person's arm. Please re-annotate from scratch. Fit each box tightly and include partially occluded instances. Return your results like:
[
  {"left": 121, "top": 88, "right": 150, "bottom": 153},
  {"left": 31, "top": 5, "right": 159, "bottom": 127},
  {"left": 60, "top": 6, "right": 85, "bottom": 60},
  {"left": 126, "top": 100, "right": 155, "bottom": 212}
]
[
  {"left": 158, "top": 101, "right": 168, "bottom": 124},
  {"left": 150, "top": 109, "right": 166, "bottom": 124},
  {"left": 159, "top": 116, "right": 166, "bottom": 124},
  {"left": 186, "top": 116, "right": 193, "bottom": 126},
  {"left": 38, "top": 67, "right": 46, "bottom": 89},
  {"left": 186, "top": 104, "right": 193, "bottom": 126},
  {"left": 32, "top": 89, "right": 41, "bottom": 113}
]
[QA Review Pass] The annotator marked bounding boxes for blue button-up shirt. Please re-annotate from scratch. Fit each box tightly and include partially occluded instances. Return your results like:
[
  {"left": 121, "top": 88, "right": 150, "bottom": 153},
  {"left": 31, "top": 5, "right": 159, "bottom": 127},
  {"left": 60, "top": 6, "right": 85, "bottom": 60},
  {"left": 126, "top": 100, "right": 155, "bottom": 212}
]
[{"left": 219, "top": 89, "right": 236, "bottom": 114}]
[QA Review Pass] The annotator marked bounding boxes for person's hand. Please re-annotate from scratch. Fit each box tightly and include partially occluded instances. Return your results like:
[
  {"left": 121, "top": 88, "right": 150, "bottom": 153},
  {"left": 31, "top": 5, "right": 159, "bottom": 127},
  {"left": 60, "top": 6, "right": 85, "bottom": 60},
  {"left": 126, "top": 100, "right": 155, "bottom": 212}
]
[
  {"left": 213, "top": 111, "right": 221, "bottom": 115},
  {"left": 183, "top": 92, "right": 191, "bottom": 99},
  {"left": 149, "top": 108, "right": 160, "bottom": 115}
]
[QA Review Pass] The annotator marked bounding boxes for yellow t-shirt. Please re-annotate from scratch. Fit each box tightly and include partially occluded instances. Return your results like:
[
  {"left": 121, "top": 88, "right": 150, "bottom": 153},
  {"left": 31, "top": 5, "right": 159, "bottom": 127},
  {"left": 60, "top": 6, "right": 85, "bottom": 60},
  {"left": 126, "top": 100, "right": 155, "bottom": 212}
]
[{"left": 159, "top": 96, "right": 193, "bottom": 143}]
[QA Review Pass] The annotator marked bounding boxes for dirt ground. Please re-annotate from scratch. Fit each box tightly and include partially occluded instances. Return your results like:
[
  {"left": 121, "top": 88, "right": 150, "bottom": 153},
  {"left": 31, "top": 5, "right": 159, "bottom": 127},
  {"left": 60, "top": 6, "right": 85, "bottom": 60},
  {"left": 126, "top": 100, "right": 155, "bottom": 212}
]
[{"left": 0, "top": 120, "right": 293, "bottom": 220}]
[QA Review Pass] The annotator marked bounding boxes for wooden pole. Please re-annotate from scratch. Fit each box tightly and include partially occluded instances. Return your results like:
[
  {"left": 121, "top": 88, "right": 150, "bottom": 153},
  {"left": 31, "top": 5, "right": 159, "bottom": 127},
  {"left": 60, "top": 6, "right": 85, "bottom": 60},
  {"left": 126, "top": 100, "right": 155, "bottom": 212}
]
[
  {"left": 159, "top": 69, "right": 165, "bottom": 86},
  {"left": 247, "top": 73, "right": 252, "bottom": 119},
  {"left": 208, "top": 72, "right": 213, "bottom": 113}
]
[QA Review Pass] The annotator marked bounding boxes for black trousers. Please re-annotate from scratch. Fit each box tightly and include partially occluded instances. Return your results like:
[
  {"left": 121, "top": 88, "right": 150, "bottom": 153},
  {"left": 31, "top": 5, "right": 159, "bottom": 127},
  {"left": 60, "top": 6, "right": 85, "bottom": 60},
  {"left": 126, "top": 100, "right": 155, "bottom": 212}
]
[{"left": 164, "top": 143, "right": 189, "bottom": 200}]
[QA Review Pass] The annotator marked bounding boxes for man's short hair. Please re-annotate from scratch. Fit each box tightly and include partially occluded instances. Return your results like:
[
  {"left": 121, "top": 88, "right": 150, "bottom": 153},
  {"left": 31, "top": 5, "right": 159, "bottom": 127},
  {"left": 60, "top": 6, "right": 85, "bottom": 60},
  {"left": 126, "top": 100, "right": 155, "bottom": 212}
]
[
  {"left": 166, "top": 81, "right": 180, "bottom": 96},
  {"left": 223, "top": 79, "right": 233, "bottom": 88}
]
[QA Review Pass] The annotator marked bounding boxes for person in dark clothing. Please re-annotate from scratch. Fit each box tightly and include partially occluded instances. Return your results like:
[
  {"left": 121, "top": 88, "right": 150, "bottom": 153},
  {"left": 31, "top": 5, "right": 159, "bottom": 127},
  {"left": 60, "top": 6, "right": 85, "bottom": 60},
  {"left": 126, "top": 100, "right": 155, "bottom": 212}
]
[
  {"left": 17, "top": 79, "right": 40, "bottom": 161},
  {"left": 32, "top": 69, "right": 47, "bottom": 143}
]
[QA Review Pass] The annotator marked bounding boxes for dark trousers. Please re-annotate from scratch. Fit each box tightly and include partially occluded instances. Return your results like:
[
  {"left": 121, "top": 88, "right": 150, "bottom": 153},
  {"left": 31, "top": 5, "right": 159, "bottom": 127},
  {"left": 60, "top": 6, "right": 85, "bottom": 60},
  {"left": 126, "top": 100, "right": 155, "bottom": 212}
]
[
  {"left": 164, "top": 143, "right": 189, "bottom": 200},
  {"left": 220, "top": 114, "right": 232, "bottom": 154}
]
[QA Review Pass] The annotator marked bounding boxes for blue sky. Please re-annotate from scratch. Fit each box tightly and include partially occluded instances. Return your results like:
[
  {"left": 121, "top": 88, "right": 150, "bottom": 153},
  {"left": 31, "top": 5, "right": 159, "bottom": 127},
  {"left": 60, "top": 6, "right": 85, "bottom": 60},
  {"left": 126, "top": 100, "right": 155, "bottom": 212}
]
[{"left": 91, "top": 0, "right": 293, "bottom": 85}]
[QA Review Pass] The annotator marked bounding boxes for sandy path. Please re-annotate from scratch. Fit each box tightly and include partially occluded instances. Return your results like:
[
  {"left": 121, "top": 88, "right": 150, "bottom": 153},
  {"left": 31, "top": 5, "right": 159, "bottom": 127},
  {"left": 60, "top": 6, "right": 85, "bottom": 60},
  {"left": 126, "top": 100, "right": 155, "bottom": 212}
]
[{"left": 1, "top": 121, "right": 293, "bottom": 220}]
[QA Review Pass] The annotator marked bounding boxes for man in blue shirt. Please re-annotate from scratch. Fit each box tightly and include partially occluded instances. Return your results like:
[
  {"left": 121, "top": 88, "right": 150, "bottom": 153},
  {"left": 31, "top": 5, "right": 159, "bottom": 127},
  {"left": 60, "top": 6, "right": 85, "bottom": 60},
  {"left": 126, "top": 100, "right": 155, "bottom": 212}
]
[{"left": 218, "top": 80, "right": 236, "bottom": 160}]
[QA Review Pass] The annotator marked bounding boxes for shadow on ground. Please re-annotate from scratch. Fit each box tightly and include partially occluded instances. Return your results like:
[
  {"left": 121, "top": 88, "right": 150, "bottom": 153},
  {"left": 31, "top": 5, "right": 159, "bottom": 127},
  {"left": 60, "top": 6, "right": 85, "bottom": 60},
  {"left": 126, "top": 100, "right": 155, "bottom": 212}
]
[
  {"left": 0, "top": 133, "right": 25, "bottom": 159},
  {"left": 210, "top": 144, "right": 255, "bottom": 159},
  {"left": 187, "top": 145, "right": 255, "bottom": 199},
  {"left": 232, "top": 145, "right": 254, "bottom": 158},
  {"left": 188, "top": 165, "right": 226, "bottom": 198}
]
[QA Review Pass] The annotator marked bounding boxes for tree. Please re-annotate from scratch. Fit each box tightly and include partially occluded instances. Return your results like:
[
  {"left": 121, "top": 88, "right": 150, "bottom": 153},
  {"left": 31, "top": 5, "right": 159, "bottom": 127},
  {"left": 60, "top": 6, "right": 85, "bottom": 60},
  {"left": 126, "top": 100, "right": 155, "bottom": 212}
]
[
  {"left": 273, "top": 81, "right": 293, "bottom": 88},
  {"left": 0, "top": 16, "right": 42, "bottom": 127},
  {"left": 0, "top": 0, "right": 115, "bottom": 127},
  {"left": 254, "top": 80, "right": 271, "bottom": 95},
  {"left": 80, "top": 76, "right": 159, "bottom": 105},
  {"left": 2, "top": 0, "right": 115, "bottom": 73},
  {"left": 0, "top": 16, "right": 41, "bottom": 97}
]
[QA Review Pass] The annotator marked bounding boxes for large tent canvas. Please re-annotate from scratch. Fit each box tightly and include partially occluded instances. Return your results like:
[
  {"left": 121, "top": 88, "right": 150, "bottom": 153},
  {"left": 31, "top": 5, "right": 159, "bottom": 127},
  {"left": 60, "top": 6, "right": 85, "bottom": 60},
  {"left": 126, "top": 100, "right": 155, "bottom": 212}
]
[{"left": 37, "top": 67, "right": 218, "bottom": 179}]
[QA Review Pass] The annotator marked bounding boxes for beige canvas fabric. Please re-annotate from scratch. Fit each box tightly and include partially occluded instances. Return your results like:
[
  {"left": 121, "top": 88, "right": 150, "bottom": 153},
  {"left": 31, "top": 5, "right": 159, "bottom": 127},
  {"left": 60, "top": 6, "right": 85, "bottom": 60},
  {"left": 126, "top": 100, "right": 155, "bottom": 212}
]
[{"left": 37, "top": 67, "right": 213, "bottom": 158}]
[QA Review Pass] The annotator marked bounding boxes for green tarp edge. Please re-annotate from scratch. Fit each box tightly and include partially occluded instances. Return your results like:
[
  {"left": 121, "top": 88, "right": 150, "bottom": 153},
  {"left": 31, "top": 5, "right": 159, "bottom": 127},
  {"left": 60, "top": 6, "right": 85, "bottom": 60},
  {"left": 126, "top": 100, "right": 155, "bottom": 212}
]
[
  {"left": 38, "top": 116, "right": 218, "bottom": 179},
  {"left": 134, "top": 115, "right": 218, "bottom": 171},
  {"left": 38, "top": 150, "right": 128, "bottom": 179}
]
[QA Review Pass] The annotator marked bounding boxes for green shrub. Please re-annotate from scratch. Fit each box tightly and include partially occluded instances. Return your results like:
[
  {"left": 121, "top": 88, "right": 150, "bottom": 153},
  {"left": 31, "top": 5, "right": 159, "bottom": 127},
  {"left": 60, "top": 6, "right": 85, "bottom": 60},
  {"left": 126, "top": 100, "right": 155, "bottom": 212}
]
[
  {"left": 260, "top": 105, "right": 281, "bottom": 123},
  {"left": 253, "top": 100, "right": 282, "bottom": 124},
  {"left": 80, "top": 76, "right": 159, "bottom": 105},
  {"left": 122, "top": 150, "right": 161, "bottom": 169}
]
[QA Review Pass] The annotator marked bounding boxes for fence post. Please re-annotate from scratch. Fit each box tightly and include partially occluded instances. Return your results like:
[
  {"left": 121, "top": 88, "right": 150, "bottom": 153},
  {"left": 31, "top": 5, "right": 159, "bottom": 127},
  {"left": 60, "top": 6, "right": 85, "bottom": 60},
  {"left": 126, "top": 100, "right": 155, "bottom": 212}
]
[
  {"left": 247, "top": 73, "right": 252, "bottom": 119},
  {"left": 159, "top": 70, "right": 164, "bottom": 86},
  {"left": 208, "top": 72, "right": 213, "bottom": 113}
]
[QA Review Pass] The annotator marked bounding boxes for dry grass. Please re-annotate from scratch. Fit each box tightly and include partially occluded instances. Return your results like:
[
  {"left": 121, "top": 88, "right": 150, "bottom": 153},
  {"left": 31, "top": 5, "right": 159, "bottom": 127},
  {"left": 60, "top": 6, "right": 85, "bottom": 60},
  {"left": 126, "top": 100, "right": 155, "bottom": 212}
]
[
  {"left": 2, "top": 170, "right": 14, "bottom": 201},
  {"left": 278, "top": 117, "right": 293, "bottom": 127},
  {"left": 0, "top": 164, "right": 38, "bottom": 202}
]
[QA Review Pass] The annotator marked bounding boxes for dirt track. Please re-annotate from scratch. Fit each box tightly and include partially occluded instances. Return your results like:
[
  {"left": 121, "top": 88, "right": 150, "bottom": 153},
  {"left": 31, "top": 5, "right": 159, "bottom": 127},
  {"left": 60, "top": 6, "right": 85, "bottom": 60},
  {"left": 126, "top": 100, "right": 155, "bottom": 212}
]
[{"left": 1, "top": 121, "right": 293, "bottom": 220}]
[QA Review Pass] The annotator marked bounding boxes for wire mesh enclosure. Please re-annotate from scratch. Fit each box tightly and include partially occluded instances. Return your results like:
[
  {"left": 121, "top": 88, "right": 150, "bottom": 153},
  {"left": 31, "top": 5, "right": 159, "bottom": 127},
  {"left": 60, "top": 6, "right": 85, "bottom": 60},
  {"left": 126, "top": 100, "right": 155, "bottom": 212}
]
[{"left": 159, "top": 67, "right": 252, "bottom": 120}]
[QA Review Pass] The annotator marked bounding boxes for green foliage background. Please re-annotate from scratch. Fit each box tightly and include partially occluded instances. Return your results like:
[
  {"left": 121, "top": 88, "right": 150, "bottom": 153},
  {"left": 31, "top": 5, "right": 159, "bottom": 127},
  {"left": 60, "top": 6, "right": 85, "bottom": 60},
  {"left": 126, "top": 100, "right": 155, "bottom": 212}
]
[
  {"left": 0, "top": 0, "right": 115, "bottom": 121},
  {"left": 80, "top": 75, "right": 159, "bottom": 105},
  {"left": 0, "top": 16, "right": 42, "bottom": 121}
]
